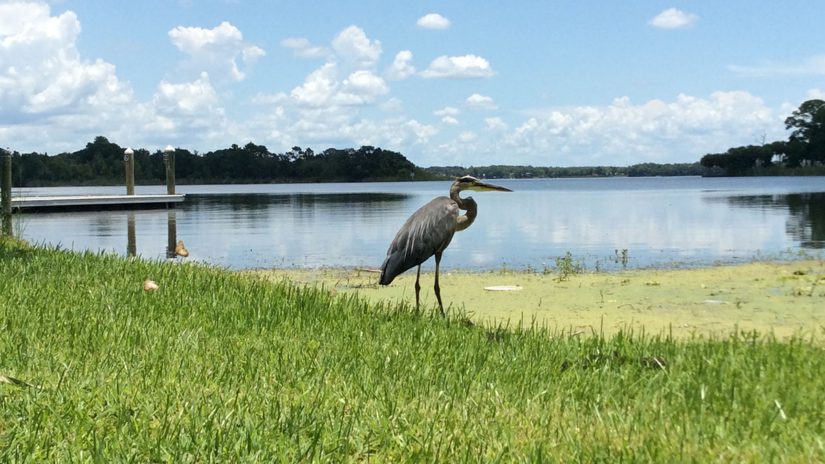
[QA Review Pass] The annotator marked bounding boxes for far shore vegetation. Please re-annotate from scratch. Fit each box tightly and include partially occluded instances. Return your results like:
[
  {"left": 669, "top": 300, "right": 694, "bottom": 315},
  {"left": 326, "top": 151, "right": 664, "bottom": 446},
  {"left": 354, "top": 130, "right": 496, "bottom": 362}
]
[{"left": 2, "top": 236, "right": 824, "bottom": 460}]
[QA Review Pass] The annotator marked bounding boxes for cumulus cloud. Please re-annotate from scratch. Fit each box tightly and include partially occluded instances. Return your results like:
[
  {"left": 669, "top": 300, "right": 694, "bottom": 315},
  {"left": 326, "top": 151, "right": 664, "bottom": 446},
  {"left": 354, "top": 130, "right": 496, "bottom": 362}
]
[
  {"left": 416, "top": 13, "right": 451, "bottom": 30},
  {"left": 341, "top": 70, "right": 389, "bottom": 102},
  {"left": 280, "top": 37, "right": 328, "bottom": 59},
  {"left": 290, "top": 62, "right": 339, "bottom": 106},
  {"left": 153, "top": 72, "right": 220, "bottom": 115},
  {"left": 502, "top": 92, "right": 777, "bottom": 165},
  {"left": 415, "top": 91, "right": 783, "bottom": 167},
  {"left": 0, "top": 2, "right": 132, "bottom": 118},
  {"left": 141, "top": 72, "right": 241, "bottom": 146},
  {"left": 168, "top": 21, "right": 264, "bottom": 82},
  {"left": 331, "top": 25, "right": 381, "bottom": 69},
  {"left": 285, "top": 25, "right": 390, "bottom": 109},
  {"left": 649, "top": 8, "right": 698, "bottom": 29},
  {"left": 466, "top": 93, "right": 497, "bottom": 109},
  {"left": 386, "top": 50, "right": 416, "bottom": 80},
  {"left": 434, "top": 106, "right": 460, "bottom": 117},
  {"left": 421, "top": 55, "right": 494, "bottom": 79}
]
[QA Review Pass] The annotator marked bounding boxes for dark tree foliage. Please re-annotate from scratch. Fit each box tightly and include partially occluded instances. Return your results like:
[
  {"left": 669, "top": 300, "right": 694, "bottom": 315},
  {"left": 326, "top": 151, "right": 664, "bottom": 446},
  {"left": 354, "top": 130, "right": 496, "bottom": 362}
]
[
  {"left": 701, "top": 99, "right": 825, "bottom": 176},
  {"left": 10, "top": 138, "right": 436, "bottom": 186}
]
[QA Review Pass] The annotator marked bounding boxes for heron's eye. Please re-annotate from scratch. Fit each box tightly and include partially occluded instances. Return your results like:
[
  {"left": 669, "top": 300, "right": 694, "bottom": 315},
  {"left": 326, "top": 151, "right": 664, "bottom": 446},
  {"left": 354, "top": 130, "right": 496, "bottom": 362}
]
[{"left": 458, "top": 175, "right": 476, "bottom": 183}]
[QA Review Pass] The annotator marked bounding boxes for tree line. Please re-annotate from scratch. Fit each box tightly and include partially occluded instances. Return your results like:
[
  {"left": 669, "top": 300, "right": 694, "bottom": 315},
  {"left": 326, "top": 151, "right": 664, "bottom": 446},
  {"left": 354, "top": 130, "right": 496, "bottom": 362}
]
[
  {"left": 7, "top": 137, "right": 437, "bottom": 186},
  {"left": 4, "top": 136, "right": 708, "bottom": 187},
  {"left": 700, "top": 99, "right": 825, "bottom": 176},
  {"left": 426, "top": 162, "right": 702, "bottom": 179}
]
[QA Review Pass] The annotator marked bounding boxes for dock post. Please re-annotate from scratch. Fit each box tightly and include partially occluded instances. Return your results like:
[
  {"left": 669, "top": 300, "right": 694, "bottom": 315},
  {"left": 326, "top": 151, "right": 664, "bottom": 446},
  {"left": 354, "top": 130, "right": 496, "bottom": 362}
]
[
  {"left": 166, "top": 209, "right": 177, "bottom": 259},
  {"left": 1, "top": 148, "right": 11, "bottom": 236},
  {"left": 163, "top": 145, "right": 176, "bottom": 195},
  {"left": 124, "top": 147, "right": 135, "bottom": 195},
  {"left": 127, "top": 212, "right": 136, "bottom": 256}
]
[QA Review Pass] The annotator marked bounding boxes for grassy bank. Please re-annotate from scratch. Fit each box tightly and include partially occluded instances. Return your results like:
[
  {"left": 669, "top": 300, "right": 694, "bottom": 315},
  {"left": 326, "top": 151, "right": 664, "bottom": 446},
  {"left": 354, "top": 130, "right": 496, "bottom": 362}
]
[
  {"left": 2, "top": 239, "right": 824, "bottom": 461},
  {"left": 258, "top": 260, "right": 825, "bottom": 339}
]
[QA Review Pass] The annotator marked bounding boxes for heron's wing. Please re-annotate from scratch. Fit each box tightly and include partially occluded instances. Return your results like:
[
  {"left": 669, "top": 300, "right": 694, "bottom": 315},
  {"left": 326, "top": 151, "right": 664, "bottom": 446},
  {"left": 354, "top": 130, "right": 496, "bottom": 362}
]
[{"left": 379, "top": 197, "right": 458, "bottom": 285}]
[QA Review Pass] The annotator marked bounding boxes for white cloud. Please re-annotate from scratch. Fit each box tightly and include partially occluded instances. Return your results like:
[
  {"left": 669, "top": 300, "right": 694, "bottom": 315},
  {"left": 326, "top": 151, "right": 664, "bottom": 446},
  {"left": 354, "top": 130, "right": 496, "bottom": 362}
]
[
  {"left": 168, "top": 21, "right": 264, "bottom": 82},
  {"left": 499, "top": 91, "right": 777, "bottom": 165},
  {"left": 290, "top": 62, "right": 339, "bottom": 107},
  {"left": 466, "top": 93, "right": 497, "bottom": 109},
  {"left": 421, "top": 55, "right": 494, "bottom": 79},
  {"left": 280, "top": 37, "right": 328, "bottom": 59},
  {"left": 0, "top": 2, "right": 132, "bottom": 118},
  {"left": 442, "top": 116, "right": 459, "bottom": 125},
  {"left": 405, "top": 120, "right": 439, "bottom": 143},
  {"left": 153, "top": 72, "right": 220, "bottom": 115},
  {"left": 331, "top": 25, "right": 381, "bottom": 69},
  {"left": 141, "top": 72, "right": 239, "bottom": 146},
  {"left": 649, "top": 8, "right": 698, "bottom": 29},
  {"left": 341, "top": 70, "right": 389, "bottom": 103},
  {"left": 386, "top": 50, "right": 416, "bottom": 80},
  {"left": 288, "top": 26, "right": 388, "bottom": 108},
  {"left": 485, "top": 117, "right": 508, "bottom": 130},
  {"left": 415, "top": 91, "right": 784, "bottom": 167},
  {"left": 728, "top": 55, "right": 825, "bottom": 78},
  {"left": 434, "top": 106, "right": 460, "bottom": 117},
  {"left": 416, "top": 13, "right": 451, "bottom": 30}
]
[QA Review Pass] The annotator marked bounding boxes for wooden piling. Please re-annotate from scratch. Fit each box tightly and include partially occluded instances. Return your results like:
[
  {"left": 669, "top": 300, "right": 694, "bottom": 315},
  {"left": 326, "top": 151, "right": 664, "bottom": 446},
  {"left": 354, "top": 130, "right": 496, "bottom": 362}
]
[
  {"left": 163, "top": 145, "right": 176, "bottom": 195},
  {"left": 166, "top": 209, "right": 177, "bottom": 259},
  {"left": 2, "top": 149, "right": 11, "bottom": 236},
  {"left": 127, "top": 212, "right": 136, "bottom": 256},
  {"left": 124, "top": 148, "right": 135, "bottom": 196}
]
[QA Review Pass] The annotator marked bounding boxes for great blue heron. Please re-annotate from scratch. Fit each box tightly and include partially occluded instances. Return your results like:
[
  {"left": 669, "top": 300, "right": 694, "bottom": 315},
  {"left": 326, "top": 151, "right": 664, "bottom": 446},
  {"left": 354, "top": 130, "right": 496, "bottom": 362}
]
[{"left": 379, "top": 175, "right": 512, "bottom": 314}]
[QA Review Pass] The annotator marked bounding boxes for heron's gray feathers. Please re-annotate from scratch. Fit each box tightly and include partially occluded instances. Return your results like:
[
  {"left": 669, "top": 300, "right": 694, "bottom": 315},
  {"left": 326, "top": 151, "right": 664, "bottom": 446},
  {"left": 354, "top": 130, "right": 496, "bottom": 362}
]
[{"left": 379, "top": 197, "right": 458, "bottom": 285}]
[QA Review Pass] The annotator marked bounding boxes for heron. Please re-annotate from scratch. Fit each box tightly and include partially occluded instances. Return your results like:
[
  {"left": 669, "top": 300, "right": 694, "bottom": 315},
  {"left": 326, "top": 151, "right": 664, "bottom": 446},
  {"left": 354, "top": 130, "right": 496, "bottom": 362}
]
[{"left": 378, "top": 175, "right": 512, "bottom": 315}]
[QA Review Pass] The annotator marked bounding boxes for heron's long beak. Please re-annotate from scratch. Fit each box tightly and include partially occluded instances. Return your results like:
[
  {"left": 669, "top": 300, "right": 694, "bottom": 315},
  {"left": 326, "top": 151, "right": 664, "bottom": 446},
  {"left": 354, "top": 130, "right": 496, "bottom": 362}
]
[{"left": 471, "top": 180, "right": 512, "bottom": 192}]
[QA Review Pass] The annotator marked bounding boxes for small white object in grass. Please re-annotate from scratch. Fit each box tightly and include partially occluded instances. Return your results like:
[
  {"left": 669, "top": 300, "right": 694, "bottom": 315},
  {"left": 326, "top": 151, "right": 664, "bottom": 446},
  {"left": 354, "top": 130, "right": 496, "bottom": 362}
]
[
  {"left": 484, "top": 285, "right": 522, "bottom": 291},
  {"left": 703, "top": 299, "right": 727, "bottom": 305},
  {"left": 143, "top": 279, "right": 159, "bottom": 291}
]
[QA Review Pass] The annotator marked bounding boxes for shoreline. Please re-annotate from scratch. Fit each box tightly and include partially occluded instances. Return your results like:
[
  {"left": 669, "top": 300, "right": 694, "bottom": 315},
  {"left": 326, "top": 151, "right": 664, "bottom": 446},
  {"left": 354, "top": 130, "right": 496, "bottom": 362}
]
[{"left": 251, "top": 259, "right": 825, "bottom": 339}]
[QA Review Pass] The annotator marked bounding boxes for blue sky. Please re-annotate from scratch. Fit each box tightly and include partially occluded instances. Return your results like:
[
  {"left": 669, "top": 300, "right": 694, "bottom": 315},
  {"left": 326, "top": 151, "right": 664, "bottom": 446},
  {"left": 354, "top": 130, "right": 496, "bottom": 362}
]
[{"left": 1, "top": 1, "right": 824, "bottom": 167}]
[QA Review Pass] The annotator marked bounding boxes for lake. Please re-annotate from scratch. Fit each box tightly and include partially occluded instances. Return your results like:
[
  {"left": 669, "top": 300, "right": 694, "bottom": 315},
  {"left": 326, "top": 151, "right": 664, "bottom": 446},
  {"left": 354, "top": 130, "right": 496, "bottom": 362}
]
[{"left": 12, "top": 176, "right": 825, "bottom": 271}]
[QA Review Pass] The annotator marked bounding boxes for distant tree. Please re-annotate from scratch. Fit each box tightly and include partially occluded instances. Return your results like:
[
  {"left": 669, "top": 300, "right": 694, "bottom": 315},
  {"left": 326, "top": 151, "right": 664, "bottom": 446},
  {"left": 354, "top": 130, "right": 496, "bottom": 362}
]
[
  {"left": 785, "top": 99, "right": 825, "bottom": 144},
  {"left": 785, "top": 99, "right": 825, "bottom": 164}
]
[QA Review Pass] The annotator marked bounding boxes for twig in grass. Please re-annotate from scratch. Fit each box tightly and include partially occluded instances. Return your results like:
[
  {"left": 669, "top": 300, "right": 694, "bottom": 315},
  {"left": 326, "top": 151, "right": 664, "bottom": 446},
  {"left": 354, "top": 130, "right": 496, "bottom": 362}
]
[
  {"left": 0, "top": 373, "right": 34, "bottom": 388},
  {"left": 774, "top": 399, "right": 787, "bottom": 420}
]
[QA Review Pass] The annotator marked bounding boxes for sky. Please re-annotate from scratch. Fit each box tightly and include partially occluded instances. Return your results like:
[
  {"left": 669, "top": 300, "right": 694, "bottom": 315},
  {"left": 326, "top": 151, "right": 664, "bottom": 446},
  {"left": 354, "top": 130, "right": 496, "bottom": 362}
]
[{"left": 1, "top": 1, "right": 824, "bottom": 167}]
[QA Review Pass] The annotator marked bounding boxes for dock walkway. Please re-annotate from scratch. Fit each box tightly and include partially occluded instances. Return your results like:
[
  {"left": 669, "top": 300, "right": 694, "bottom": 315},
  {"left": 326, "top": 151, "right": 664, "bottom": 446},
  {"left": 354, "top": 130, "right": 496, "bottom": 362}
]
[{"left": 11, "top": 194, "right": 185, "bottom": 211}]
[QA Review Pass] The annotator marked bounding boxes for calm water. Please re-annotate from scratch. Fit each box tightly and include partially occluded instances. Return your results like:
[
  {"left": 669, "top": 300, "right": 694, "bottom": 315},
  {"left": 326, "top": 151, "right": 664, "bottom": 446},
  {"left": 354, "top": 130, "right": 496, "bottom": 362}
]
[{"left": 12, "top": 177, "right": 825, "bottom": 271}]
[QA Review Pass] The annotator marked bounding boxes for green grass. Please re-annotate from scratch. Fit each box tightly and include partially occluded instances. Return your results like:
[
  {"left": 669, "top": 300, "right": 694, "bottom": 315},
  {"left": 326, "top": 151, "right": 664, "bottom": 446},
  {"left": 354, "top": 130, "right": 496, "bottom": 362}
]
[{"left": 1, "top": 238, "right": 824, "bottom": 462}]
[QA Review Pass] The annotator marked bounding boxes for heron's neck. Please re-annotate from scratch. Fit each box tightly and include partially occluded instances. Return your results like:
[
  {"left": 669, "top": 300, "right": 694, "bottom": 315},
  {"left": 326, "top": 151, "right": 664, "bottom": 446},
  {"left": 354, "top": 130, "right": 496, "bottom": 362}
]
[{"left": 450, "top": 185, "right": 477, "bottom": 231}]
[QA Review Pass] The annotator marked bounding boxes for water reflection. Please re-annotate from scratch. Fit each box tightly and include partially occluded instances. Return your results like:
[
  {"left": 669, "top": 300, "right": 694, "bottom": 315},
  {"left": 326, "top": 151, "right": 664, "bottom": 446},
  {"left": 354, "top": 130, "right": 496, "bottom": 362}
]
[
  {"left": 720, "top": 192, "right": 825, "bottom": 249},
  {"left": 166, "top": 209, "right": 178, "bottom": 259},
  {"left": 15, "top": 178, "right": 825, "bottom": 270},
  {"left": 127, "top": 212, "right": 136, "bottom": 256}
]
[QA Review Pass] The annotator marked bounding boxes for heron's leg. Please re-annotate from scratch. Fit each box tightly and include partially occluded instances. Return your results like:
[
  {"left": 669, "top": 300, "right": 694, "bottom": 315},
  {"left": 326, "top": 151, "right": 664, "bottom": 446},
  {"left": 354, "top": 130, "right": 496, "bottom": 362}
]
[
  {"left": 414, "top": 265, "right": 421, "bottom": 310},
  {"left": 434, "top": 252, "right": 445, "bottom": 316}
]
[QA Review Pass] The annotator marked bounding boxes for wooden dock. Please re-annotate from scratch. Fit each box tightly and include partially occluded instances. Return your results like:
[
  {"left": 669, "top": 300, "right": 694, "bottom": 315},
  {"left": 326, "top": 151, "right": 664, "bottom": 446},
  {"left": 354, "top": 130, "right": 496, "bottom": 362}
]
[{"left": 11, "top": 194, "right": 185, "bottom": 211}]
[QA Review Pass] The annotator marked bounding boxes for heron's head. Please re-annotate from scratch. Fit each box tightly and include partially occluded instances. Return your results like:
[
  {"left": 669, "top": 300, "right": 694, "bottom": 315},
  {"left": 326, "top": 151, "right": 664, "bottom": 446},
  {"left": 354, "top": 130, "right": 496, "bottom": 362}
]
[{"left": 455, "top": 175, "right": 513, "bottom": 193}]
